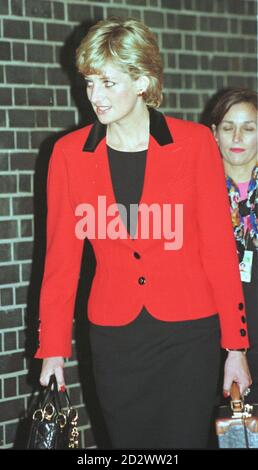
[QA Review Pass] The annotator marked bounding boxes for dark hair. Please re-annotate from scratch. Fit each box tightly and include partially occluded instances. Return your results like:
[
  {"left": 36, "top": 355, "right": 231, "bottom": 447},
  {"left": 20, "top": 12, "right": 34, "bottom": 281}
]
[{"left": 210, "top": 88, "right": 257, "bottom": 127}]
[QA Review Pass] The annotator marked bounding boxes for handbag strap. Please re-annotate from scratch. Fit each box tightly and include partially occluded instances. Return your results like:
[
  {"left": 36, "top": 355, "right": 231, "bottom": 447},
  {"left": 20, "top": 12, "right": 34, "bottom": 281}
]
[
  {"left": 230, "top": 382, "right": 244, "bottom": 412},
  {"left": 40, "top": 375, "right": 72, "bottom": 414},
  {"left": 230, "top": 382, "right": 251, "bottom": 448},
  {"left": 230, "top": 382, "right": 242, "bottom": 402}
]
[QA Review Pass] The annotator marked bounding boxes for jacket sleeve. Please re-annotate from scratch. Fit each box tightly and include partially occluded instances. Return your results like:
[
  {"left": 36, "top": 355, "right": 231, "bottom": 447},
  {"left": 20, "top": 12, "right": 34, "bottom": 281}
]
[
  {"left": 196, "top": 125, "right": 249, "bottom": 349},
  {"left": 35, "top": 141, "right": 84, "bottom": 358}
]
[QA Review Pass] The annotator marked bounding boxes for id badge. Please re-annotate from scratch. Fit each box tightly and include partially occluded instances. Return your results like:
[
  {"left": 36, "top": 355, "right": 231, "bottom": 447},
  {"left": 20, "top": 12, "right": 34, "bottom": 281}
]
[{"left": 239, "top": 250, "right": 253, "bottom": 283}]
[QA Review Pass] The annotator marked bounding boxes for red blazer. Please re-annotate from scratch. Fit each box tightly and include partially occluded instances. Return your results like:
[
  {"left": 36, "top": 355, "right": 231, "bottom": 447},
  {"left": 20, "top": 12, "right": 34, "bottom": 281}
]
[{"left": 35, "top": 109, "right": 249, "bottom": 358}]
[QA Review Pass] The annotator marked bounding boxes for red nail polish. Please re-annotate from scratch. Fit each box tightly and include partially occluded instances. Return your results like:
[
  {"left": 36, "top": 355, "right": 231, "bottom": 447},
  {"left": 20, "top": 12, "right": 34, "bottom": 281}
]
[
  {"left": 223, "top": 391, "right": 229, "bottom": 398},
  {"left": 60, "top": 385, "right": 66, "bottom": 392}
]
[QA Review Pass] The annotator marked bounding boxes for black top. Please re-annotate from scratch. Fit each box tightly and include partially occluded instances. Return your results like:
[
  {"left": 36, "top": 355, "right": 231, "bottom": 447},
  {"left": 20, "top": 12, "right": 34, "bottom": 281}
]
[{"left": 107, "top": 146, "right": 147, "bottom": 238}]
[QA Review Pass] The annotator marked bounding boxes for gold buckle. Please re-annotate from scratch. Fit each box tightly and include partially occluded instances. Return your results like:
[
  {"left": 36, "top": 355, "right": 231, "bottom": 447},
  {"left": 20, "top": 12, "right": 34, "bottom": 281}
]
[
  {"left": 231, "top": 399, "right": 244, "bottom": 413},
  {"left": 43, "top": 403, "right": 55, "bottom": 421},
  {"left": 56, "top": 412, "right": 67, "bottom": 428},
  {"left": 231, "top": 402, "right": 253, "bottom": 419},
  {"left": 32, "top": 408, "right": 44, "bottom": 421}
]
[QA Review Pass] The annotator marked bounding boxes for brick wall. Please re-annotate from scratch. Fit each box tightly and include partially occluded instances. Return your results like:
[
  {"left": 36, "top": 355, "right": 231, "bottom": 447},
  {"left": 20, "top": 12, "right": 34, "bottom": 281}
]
[{"left": 0, "top": 0, "right": 257, "bottom": 449}]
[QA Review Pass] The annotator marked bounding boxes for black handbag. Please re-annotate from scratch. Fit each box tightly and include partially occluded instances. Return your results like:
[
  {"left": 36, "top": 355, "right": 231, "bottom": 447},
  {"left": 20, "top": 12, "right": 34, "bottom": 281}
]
[{"left": 27, "top": 375, "right": 79, "bottom": 449}]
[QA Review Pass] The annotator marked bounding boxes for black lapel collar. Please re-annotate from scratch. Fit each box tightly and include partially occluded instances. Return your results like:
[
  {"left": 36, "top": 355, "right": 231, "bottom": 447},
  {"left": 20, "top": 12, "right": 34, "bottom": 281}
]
[
  {"left": 82, "top": 107, "right": 173, "bottom": 152},
  {"left": 149, "top": 108, "right": 173, "bottom": 145},
  {"left": 82, "top": 120, "right": 106, "bottom": 152}
]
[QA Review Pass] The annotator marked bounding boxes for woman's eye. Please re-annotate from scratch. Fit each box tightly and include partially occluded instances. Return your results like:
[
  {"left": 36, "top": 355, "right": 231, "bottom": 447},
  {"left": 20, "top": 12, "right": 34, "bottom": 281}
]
[
  {"left": 84, "top": 78, "right": 115, "bottom": 88},
  {"left": 243, "top": 127, "right": 255, "bottom": 132},
  {"left": 84, "top": 79, "right": 93, "bottom": 87},
  {"left": 222, "top": 127, "right": 233, "bottom": 132},
  {"left": 104, "top": 81, "right": 115, "bottom": 87}
]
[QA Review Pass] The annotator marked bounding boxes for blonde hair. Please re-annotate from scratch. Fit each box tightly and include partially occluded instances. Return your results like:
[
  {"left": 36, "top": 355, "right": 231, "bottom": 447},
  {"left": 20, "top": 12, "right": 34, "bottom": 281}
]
[{"left": 76, "top": 17, "right": 163, "bottom": 108}]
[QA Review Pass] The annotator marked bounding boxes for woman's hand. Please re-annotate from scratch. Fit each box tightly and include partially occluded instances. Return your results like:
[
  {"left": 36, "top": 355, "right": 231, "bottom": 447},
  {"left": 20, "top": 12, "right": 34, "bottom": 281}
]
[
  {"left": 40, "top": 356, "right": 65, "bottom": 390},
  {"left": 223, "top": 351, "right": 252, "bottom": 397}
]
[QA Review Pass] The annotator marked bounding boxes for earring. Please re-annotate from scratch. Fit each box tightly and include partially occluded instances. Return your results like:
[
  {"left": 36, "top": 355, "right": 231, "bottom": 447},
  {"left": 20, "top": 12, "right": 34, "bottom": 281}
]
[{"left": 138, "top": 90, "right": 144, "bottom": 96}]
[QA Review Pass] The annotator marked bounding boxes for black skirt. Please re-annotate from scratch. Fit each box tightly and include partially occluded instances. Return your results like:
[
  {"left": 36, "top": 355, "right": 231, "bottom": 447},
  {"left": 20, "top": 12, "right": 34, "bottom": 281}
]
[{"left": 89, "top": 307, "right": 221, "bottom": 449}]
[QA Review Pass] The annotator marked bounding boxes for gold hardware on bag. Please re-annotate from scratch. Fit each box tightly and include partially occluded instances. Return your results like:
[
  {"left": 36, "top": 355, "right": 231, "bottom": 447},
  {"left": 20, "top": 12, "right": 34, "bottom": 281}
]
[
  {"left": 56, "top": 412, "right": 67, "bottom": 428},
  {"left": 32, "top": 409, "right": 44, "bottom": 422},
  {"left": 44, "top": 403, "right": 55, "bottom": 421},
  {"left": 229, "top": 382, "right": 253, "bottom": 419},
  {"left": 244, "top": 404, "right": 253, "bottom": 415},
  {"left": 69, "top": 426, "right": 79, "bottom": 448},
  {"left": 68, "top": 408, "right": 79, "bottom": 448},
  {"left": 32, "top": 403, "right": 56, "bottom": 422},
  {"left": 231, "top": 399, "right": 244, "bottom": 413},
  {"left": 231, "top": 399, "right": 253, "bottom": 419},
  {"left": 32, "top": 402, "right": 79, "bottom": 445}
]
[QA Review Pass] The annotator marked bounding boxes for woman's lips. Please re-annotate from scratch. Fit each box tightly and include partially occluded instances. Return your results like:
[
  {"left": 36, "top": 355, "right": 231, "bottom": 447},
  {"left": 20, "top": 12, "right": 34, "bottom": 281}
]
[
  {"left": 229, "top": 148, "right": 246, "bottom": 153},
  {"left": 96, "top": 106, "right": 111, "bottom": 115}
]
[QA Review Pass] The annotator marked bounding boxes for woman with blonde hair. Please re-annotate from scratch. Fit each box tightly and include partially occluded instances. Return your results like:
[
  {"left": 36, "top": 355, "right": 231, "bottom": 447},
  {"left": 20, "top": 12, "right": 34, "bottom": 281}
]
[{"left": 36, "top": 18, "right": 251, "bottom": 449}]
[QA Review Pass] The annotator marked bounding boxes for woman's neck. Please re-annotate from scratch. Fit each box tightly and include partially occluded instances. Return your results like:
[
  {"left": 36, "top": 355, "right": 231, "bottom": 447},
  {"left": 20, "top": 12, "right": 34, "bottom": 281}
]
[
  {"left": 223, "top": 157, "right": 257, "bottom": 183},
  {"left": 107, "top": 103, "right": 150, "bottom": 152}
]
